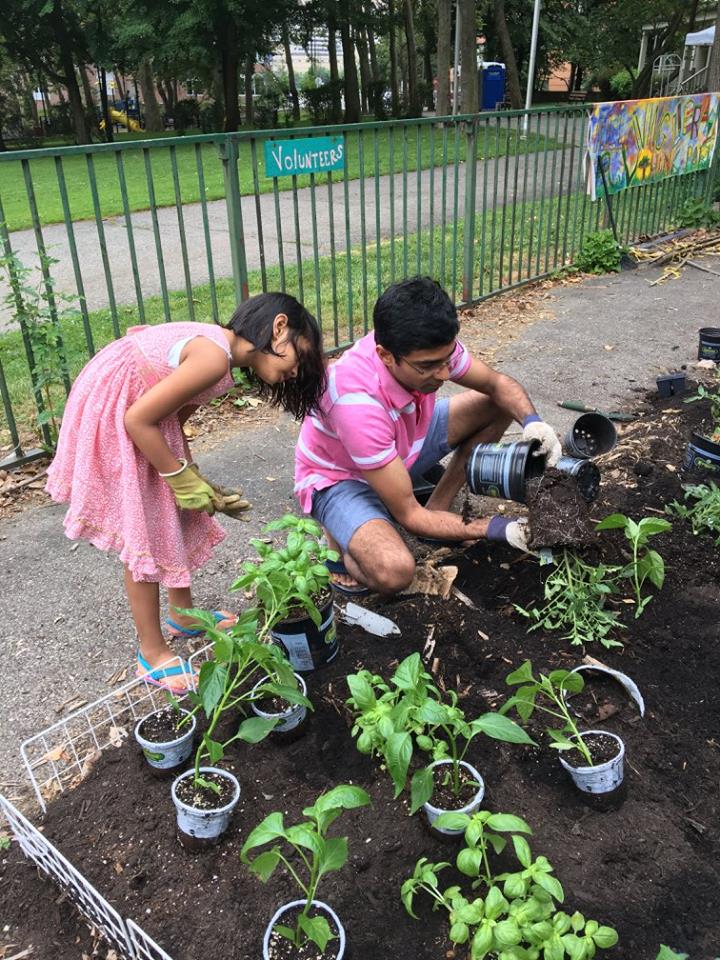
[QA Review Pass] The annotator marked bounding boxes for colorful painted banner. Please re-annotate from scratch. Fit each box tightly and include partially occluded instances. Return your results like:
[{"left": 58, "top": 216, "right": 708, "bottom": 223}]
[{"left": 585, "top": 93, "right": 719, "bottom": 199}]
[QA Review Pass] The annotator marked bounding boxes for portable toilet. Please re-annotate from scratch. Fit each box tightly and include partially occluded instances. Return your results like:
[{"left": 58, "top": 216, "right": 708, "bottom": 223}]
[{"left": 479, "top": 62, "right": 506, "bottom": 110}]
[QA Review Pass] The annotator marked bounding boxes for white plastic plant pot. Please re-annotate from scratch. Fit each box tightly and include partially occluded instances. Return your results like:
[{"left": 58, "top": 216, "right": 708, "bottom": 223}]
[
  {"left": 134, "top": 708, "right": 196, "bottom": 777},
  {"left": 271, "top": 598, "right": 338, "bottom": 673},
  {"left": 171, "top": 766, "right": 241, "bottom": 851},
  {"left": 423, "top": 759, "right": 485, "bottom": 836},
  {"left": 566, "top": 664, "right": 645, "bottom": 718},
  {"left": 263, "top": 899, "right": 346, "bottom": 960},
  {"left": 559, "top": 730, "right": 625, "bottom": 794},
  {"left": 250, "top": 673, "right": 308, "bottom": 741}
]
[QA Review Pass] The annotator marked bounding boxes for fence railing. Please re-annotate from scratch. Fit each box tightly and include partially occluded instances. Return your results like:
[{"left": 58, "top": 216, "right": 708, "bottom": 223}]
[{"left": 0, "top": 105, "right": 714, "bottom": 466}]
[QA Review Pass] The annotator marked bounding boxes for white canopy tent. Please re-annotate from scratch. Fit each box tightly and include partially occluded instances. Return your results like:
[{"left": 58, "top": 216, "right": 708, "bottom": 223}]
[
  {"left": 678, "top": 24, "right": 715, "bottom": 92},
  {"left": 685, "top": 25, "right": 715, "bottom": 46}
]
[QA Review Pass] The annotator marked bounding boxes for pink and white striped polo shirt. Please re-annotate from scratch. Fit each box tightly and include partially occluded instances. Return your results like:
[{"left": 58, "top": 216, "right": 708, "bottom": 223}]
[{"left": 294, "top": 331, "right": 471, "bottom": 513}]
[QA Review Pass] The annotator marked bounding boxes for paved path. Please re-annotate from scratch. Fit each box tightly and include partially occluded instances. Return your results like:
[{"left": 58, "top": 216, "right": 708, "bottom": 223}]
[
  {"left": 0, "top": 126, "right": 585, "bottom": 329},
  {"left": 1, "top": 257, "right": 718, "bottom": 809}
]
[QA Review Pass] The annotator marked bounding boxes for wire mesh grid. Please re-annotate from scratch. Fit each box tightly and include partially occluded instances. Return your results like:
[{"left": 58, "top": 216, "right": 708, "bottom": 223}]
[
  {"left": 20, "top": 655, "right": 189, "bottom": 812},
  {"left": 126, "top": 919, "right": 176, "bottom": 960},
  {"left": 0, "top": 793, "right": 134, "bottom": 957}
]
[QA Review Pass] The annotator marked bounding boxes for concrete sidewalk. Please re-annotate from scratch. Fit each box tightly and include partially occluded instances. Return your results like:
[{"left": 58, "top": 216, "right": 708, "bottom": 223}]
[{"left": 1, "top": 258, "right": 717, "bottom": 807}]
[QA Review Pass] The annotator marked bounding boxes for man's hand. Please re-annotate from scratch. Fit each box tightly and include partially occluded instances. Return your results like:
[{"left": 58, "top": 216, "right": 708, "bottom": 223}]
[
  {"left": 189, "top": 463, "right": 252, "bottom": 520},
  {"left": 522, "top": 415, "right": 562, "bottom": 467},
  {"left": 487, "top": 516, "right": 531, "bottom": 552}
]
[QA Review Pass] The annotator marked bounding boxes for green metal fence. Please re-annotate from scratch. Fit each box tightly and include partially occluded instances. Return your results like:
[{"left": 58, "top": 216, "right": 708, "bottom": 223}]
[{"left": 0, "top": 104, "right": 713, "bottom": 466}]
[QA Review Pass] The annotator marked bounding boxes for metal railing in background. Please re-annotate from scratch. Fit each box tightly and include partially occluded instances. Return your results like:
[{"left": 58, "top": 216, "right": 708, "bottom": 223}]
[{"left": 0, "top": 105, "right": 714, "bottom": 466}]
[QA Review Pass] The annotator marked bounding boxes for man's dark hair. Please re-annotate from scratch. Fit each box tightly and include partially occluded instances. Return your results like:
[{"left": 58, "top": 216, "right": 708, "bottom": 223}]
[{"left": 373, "top": 277, "right": 459, "bottom": 358}]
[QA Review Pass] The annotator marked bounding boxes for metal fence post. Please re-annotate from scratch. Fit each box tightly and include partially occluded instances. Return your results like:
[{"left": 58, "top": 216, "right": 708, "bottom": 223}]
[
  {"left": 218, "top": 137, "right": 250, "bottom": 303},
  {"left": 462, "top": 119, "right": 479, "bottom": 303}
]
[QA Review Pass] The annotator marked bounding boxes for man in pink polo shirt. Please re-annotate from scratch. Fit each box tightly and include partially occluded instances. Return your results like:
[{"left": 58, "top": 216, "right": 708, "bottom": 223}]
[{"left": 294, "top": 278, "right": 561, "bottom": 595}]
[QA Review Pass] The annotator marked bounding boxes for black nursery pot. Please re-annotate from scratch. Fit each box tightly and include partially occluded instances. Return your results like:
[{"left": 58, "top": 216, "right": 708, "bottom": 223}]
[
  {"left": 271, "top": 597, "right": 337, "bottom": 673},
  {"left": 554, "top": 456, "right": 602, "bottom": 502},
  {"left": 466, "top": 439, "right": 545, "bottom": 503},
  {"left": 683, "top": 431, "right": 720, "bottom": 475},
  {"left": 698, "top": 327, "right": 720, "bottom": 362},
  {"left": 656, "top": 373, "right": 686, "bottom": 398},
  {"left": 564, "top": 413, "right": 617, "bottom": 459}
]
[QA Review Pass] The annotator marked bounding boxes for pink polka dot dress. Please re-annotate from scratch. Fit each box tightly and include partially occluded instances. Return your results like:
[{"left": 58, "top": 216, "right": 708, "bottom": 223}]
[{"left": 46, "top": 323, "right": 235, "bottom": 587}]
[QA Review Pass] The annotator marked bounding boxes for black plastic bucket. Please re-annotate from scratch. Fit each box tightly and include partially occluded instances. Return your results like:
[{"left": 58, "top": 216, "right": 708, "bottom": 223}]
[
  {"left": 683, "top": 431, "right": 720, "bottom": 475},
  {"left": 656, "top": 372, "right": 686, "bottom": 398},
  {"left": 698, "top": 328, "right": 720, "bottom": 362},
  {"left": 564, "top": 413, "right": 617, "bottom": 459},
  {"left": 466, "top": 439, "right": 545, "bottom": 503},
  {"left": 271, "top": 598, "right": 338, "bottom": 673},
  {"left": 555, "top": 456, "right": 602, "bottom": 502}
]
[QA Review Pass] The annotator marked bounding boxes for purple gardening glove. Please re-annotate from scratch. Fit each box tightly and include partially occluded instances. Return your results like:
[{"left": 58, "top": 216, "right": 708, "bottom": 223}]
[
  {"left": 522, "top": 414, "right": 562, "bottom": 467},
  {"left": 487, "top": 516, "right": 531, "bottom": 552}
]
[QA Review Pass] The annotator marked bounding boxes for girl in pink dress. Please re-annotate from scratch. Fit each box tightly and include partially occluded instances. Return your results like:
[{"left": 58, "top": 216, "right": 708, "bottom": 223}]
[{"left": 46, "top": 292, "right": 325, "bottom": 692}]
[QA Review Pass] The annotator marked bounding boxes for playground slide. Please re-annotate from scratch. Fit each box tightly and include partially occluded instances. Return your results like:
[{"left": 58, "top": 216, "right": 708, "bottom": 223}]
[{"left": 107, "top": 108, "right": 141, "bottom": 132}]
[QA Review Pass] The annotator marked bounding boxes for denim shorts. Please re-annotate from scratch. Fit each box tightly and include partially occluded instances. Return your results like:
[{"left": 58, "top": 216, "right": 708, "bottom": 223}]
[{"left": 311, "top": 398, "right": 453, "bottom": 553}]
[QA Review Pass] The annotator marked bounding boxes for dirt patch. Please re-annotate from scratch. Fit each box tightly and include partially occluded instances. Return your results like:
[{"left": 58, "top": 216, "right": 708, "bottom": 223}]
[
  {"left": 527, "top": 468, "right": 596, "bottom": 548},
  {"left": 3, "top": 389, "right": 720, "bottom": 960}
]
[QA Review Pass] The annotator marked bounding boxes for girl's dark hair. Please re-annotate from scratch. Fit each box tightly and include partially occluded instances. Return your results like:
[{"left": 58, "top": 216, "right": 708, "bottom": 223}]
[
  {"left": 373, "top": 277, "right": 459, "bottom": 358},
  {"left": 224, "top": 292, "right": 326, "bottom": 420}
]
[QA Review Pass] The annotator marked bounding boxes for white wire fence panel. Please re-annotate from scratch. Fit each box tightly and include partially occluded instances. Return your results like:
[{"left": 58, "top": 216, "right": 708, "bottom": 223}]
[
  {"left": 20, "top": 655, "right": 189, "bottom": 811},
  {"left": 126, "top": 919, "right": 177, "bottom": 960},
  {"left": 0, "top": 794, "right": 134, "bottom": 959},
  {"left": 187, "top": 642, "right": 213, "bottom": 675}
]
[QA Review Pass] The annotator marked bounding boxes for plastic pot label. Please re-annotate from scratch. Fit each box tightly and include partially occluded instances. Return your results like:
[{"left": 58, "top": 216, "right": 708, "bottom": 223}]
[
  {"left": 272, "top": 632, "right": 315, "bottom": 672},
  {"left": 275, "top": 706, "right": 307, "bottom": 733}
]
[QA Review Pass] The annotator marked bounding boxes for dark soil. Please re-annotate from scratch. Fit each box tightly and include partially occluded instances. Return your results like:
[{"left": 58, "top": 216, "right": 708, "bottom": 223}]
[
  {"left": 429, "top": 763, "right": 482, "bottom": 811},
  {"left": 137, "top": 708, "right": 190, "bottom": 744},
  {"left": 566, "top": 732, "right": 622, "bottom": 767},
  {"left": 3, "top": 388, "right": 720, "bottom": 960},
  {"left": 174, "top": 770, "right": 236, "bottom": 810},
  {"left": 266, "top": 906, "right": 342, "bottom": 960},
  {"left": 527, "top": 468, "right": 596, "bottom": 548}
]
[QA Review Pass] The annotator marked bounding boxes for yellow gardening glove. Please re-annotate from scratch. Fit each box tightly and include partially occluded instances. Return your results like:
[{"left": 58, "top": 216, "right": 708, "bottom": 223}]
[
  {"left": 189, "top": 463, "right": 252, "bottom": 520},
  {"left": 160, "top": 459, "right": 222, "bottom": 514}
]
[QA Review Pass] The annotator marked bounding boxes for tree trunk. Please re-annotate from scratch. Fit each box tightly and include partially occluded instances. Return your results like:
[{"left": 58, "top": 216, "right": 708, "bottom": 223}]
[
  {"left": 282, "top": 25, "right": 301, "bottom": 121},
  {"left": 423, "top": 36, "right": 435, "bottom": 111},
  {"left": 388, "top": 0, "right": 400, "bottom": 116},
  {"left": 365, "top": 1, "right": 383, "bottom": 117},
  {"left": 138, "top": 60, "right": 162, "bottom": 131},
  {"left": 79, "top": 65, "right": 95, "bottom": 111},
  {"left": 99, "top": 66, "right": 113, "bottom": 142},
  {"left": 436, "top": 0, "right": 452, "bottom": 116},
  {"left": 356, "top": 25, "right": 371, "bottom": 115},
  {"left": 328, "top": 13, "right": 342, "bottom": 123},
  {"left": 50, "top": 0, "right": 91, "bottom": 143},
  {"left": 493, "top": 0, "right": 522, "bottom": 108},
  {"left": 459, "top": 0, "right": 478, "bottom": 114},
  {"left": 403, "top": 0, "right": 420, "bottom": 116},
  {"left": 115, "top": 71, "right": 126, "bottom": 100},
  {"left": 243, "top": 56, "right": 254, "bottom": 127},
  {"left": 707, "top": 1, "right": 720, "bottom": 93},
  {"left": 339, "top": 2, "right": 361, "bottom": 123}
]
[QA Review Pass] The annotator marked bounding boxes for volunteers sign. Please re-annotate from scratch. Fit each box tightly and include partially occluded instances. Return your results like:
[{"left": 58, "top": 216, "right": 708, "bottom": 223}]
[{"left": 264, "top": 136, "right": 345, "bottom": 178}]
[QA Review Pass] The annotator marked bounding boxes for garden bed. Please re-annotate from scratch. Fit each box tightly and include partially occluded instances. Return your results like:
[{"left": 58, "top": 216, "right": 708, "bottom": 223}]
[{"left": 2, "top": 386, "right": 719, "bottom": 960}]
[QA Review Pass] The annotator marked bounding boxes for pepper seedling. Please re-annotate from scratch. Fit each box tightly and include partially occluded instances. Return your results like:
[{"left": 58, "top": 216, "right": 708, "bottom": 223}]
[{"left": 595, "top": 513, "right": 671, "bottom": 618}]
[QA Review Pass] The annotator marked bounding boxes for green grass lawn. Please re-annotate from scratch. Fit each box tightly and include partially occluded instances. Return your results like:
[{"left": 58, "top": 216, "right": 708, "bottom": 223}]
[{"left": 0, "top": 122, "right": 561, "bottom": 233}]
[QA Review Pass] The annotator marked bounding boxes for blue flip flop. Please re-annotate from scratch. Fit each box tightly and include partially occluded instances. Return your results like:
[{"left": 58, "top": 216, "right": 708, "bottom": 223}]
[
  {"left": 136, "top": 652, "right": 196, "bottom": 693},
  {"left": 325, "top": 559, "right": 370, "bottom": 596},
  {"left": 165, "top": 610, "right": 236, "bottom": 637}
]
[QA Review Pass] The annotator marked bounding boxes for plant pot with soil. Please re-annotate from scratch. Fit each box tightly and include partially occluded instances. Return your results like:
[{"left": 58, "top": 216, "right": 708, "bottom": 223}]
[
  {"left": 346, "top": 653, "right": 533, "bottom": 835},
  {"left": 501, "top": 660, "right": 627, "bottom": 796},
  {"left": 241, "top": 784, "right": 370, "bottom": 959},
  {"left": 232, "top": 514, "right": 340, "bottom": 673},
  {"left": 250, "top": 671, "right": 310, "bottom": 742},
  {"left": 466, "top": 438, "right": 546, "bottom": 502},
  {"left": 171, "top": 765, "right": 241, "bottom": 850},
  {"left": 683, "top": 372, "right": 720, "bottom": 475},
  {"left": 134, "top": 706, "right": 196, "bottom": 778}
]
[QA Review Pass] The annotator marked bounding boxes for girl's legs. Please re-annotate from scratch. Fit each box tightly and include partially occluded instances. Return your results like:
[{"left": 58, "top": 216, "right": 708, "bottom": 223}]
[{"left": 166, "top": 586, "right": 236, "bottom": 633}]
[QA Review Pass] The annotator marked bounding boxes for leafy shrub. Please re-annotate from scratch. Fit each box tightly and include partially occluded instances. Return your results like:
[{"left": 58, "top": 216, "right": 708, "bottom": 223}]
[
  {"left": 574, "top": 229, "right": 628, "bottom": 274},
  {"left": 609, "top": 69, "right": 633, "bottom": 99},
  {"left": 199, "top": 98, "right": 224, "bottom": 133},
  {"left": 677, "top": 196, "right": 720, "bottom": 229},
  {"left": 302, "top": 81, "right": 343, "bottom": 124},
  {"left": 172, "top": 98, "right": 200, "bottom": 133}
]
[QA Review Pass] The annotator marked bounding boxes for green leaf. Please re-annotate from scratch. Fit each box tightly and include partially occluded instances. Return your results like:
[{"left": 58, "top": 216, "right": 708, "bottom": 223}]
[
  {"left": 472, "top": 712, "right": 536, "bottom": 745},
  {"left": 204, "top": 736, "right": 224, "bottom": 764},
  {"left": 457, "top": 846, "right": 483, "bottom": 877},
  {"left": 484, "top": 885, "right": 509, "bottom": 920},
  {"left": 410, "top": 766, "right": 435, "bottom": 815},
  {"left": 544, "top": 934, "right": 566, "bottom": 960},
  {"left": 240, "top": 811, "right": 286, "bottom": 859},
  {"left": 471, "top": 922, "right": 494, "bottom": 959},
  {"left": 595, "top": 513, "right": 628, "bottom": 531},
  {"left": 298, "top": 913, "right": 335, "bottom": 952},
  {"left": 247, "top": 849, "right": 281, "bottom": 882},
  {"left": 640, "top": 549, "right": 665, "bottom": 589},
  {"left": 393, "top": 653, "right": 423, "bottom": 691},
  {"left": 486, "top": 813, "right": 532, "bottom": 834},
  {"left": 386, "top": 731, "right": 412, "bottom": 796},
  {"left": 494, "top": 919, "right": 521, "bottom": 948},
  {"left": 592, "top": 926, "right": 619, "bottom": 949},
  {"left": 347, "top": 674, "right": 377, "bottom": 712},
  {"left": 317, "top": 784, "right": 371, "bottom": 813},
  {"left": 637, "top": 517, "right": 672, "bottom": 537},
  {"left": 505, "top": 660, "right": 535, "bottom": 685},
  {"left": 533, "top": 870, "right": 564, "bottom": 903},
  {"left": 449, "top": 921, "right": 470, "bottom": 944},
  {"left": 198, "top": 661, "right": 227, "bottom": 714},
  {"left": 655, "top": 948, "right": 688, "bottom": 960},
  {"left": 273, "top": 923, "right": 296, "bottom": 943},
  {"left": 416, "top": 698, "right": 450, "bottom": 725},
  {"left": 512, "top": 834, "right": 533, "bottom": 868},
  {"left": 319, "top": 835, "right": 348, "bottom": 874},
  {"left": 236, "top": 715, "right": 278, "bottom": 743}
]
